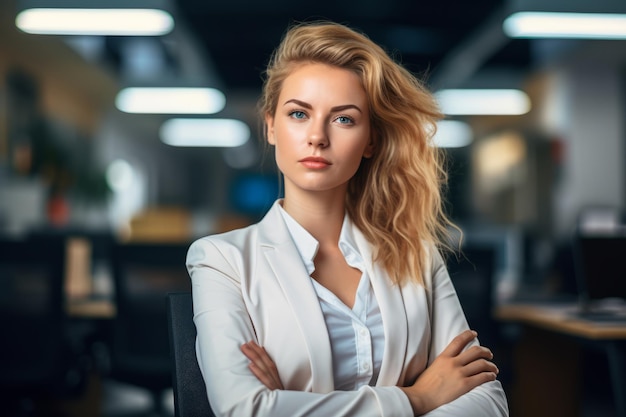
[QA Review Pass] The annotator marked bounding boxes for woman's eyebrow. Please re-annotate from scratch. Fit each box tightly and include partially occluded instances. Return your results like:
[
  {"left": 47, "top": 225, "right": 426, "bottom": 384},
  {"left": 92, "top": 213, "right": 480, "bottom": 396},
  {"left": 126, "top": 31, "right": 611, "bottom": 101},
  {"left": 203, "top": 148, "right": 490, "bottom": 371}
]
[
  {"left": 331, "top": 104, "right": 362, "bottom": 113},
  {"left": 283, "top": 99, "right": 362, "bottom": 113},
  {"left": 284, "top": 99, "right": 312, "bottom": 109}
]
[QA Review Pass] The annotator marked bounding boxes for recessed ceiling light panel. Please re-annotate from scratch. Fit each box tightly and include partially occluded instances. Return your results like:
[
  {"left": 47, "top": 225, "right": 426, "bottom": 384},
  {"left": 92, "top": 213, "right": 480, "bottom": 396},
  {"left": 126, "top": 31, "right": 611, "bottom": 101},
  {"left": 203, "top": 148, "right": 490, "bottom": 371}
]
[
  {"left": 116, "top": 87, "right": 226, "bottom": 114},
  {"left": 504, "top": 12, "right": 626, "bottom": 39},
  {"left": 432, "top": 120, "right": 473, "bottom": 148},
  {"left": 16, "top": 8, "right": 174, "bottom": 36},
  {"left": 435, "top": 89, "right": 531, "bottom": 116},
  {"left": 160, "top": 119, "right": 250, "bottom": 147}
]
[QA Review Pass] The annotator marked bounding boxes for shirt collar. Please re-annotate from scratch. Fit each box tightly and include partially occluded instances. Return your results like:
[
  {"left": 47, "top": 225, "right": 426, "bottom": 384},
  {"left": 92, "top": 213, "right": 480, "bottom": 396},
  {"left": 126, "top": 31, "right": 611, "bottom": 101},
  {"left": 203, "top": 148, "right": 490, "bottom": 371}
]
[{"left": 277, "top": 202, "right": 364, "bottom": 275}]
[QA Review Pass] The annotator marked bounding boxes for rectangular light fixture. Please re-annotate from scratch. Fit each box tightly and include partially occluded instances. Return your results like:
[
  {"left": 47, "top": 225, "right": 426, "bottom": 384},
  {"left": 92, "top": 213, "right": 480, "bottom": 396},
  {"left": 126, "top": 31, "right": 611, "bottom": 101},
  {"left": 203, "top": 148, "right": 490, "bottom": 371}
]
[
  {"left": 116, "top": 87, "right": 225, "bottom": 114},
  {"left": 16, "top": 7, "right": 174, "bottom": 36},
  {"left": 432, "top": 120, "right": 473, "bottom": 148},
  {"left": 435, "top": 89, "right": 531, "bottom": 116},
  {"left": 503, "top": 12, "right": 626, "bottom": 39},
  {"left": 160, "top": 119, "right": 250, "bottom": 147}
]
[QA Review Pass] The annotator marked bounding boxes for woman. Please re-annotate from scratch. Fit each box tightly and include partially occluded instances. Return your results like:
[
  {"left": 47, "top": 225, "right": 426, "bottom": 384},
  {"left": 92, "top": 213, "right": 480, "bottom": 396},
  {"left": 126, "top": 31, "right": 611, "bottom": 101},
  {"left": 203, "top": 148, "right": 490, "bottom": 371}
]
[{"left": 187, "top": 21, "right": 509, "bottom": 416}]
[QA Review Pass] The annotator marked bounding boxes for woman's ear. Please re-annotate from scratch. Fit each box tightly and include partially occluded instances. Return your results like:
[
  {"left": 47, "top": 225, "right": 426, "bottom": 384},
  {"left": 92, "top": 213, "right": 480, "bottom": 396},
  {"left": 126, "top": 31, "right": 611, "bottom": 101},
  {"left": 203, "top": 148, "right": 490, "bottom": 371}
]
[
  {"left": 363, "top": 137, "right": 375, "bottom": 158},
  {"left": 265, "top": 113, "right": 276, "bottom": 145}
]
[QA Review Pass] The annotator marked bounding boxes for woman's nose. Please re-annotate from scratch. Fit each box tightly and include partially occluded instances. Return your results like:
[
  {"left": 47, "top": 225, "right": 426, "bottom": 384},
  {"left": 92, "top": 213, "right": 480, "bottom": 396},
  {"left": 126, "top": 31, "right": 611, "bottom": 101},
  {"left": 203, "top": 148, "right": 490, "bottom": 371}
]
[{"left": 307, "top": 122, "right": 328, "bottom": 148}]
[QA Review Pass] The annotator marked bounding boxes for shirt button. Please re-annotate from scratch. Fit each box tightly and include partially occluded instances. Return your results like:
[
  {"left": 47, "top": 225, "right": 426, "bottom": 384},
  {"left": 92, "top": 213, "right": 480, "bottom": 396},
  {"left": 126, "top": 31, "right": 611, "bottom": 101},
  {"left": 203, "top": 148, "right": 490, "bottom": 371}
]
[
  {"left": 362, "top": 362, "right": 370, "bottom": 371},
  {"left": 359, "top": 328, "right": 368, "bottom": 337}
]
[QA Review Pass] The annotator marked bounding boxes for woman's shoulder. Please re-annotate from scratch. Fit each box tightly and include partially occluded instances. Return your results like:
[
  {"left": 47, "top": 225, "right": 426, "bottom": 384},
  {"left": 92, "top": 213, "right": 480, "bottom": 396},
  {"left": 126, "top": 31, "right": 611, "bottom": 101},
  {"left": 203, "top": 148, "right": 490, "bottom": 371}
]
[
  {"left": 185, "top": 223, "right": 262, "bottom": 284},
  {"left": 187, "top": 202, "right": 283, "bottom": 265},
  {"left": 188, "top": 223, "right": 259, "bottom": 259}
]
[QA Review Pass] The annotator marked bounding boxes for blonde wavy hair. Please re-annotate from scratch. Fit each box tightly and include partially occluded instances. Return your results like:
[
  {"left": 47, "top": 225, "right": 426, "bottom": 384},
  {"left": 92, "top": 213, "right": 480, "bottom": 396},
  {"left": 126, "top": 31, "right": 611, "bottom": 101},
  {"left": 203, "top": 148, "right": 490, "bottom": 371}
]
[{"left": 258, "top": 21, "right": 456, "bottom": 286}]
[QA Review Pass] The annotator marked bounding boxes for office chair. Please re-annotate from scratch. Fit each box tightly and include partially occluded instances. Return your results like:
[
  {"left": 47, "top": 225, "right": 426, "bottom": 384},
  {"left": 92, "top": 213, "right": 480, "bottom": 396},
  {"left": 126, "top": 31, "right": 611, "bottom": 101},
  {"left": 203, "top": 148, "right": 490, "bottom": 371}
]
[
  {"left": 166, "top": 292, "right": 214, "bottom": 417},
  {"left": 109, "top": 241, "right": 192, "bottom": 415},
  {"left": 446, "top": 245, "right": 498, "bottom": 348},
  {"left": 0, "top": 237, "right": 88, "bottom": 414}
]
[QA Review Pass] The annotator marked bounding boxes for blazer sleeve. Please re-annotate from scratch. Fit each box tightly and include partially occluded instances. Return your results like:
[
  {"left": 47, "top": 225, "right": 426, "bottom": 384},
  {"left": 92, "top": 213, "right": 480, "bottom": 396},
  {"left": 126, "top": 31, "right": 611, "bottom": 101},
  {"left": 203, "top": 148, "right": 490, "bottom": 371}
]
[
  {"left": 422, "top": 250, "right": 509, "bottom": 417},
  {"left": 187, "top": 236, "right": 413, "bottom": 417}
]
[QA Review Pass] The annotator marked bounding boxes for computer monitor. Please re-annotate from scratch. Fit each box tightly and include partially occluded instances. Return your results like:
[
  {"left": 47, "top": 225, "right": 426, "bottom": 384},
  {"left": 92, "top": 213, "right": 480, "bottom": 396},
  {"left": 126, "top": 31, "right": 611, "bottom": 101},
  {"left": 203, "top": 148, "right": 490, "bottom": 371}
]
[{"left": 573, "top": 234, "right": 626, "bottom": 306}]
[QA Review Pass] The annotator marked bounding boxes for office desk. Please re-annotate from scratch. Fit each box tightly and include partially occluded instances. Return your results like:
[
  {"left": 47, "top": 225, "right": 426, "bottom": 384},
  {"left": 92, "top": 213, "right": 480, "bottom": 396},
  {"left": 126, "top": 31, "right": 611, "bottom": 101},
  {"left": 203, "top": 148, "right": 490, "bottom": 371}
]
[
  {"left": 66, "top": 298, "right": 116, "bottom": 319},
  {"left": 496, "top": 302, "right": 626, "bottom": 417}
]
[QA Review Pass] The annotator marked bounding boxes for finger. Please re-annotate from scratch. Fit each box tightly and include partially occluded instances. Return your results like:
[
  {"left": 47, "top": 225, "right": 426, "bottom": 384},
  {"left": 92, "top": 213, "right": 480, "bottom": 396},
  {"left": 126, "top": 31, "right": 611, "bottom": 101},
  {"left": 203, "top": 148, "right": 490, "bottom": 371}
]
[
  {"left": 244, "top": 342, "right": 278, "bottom": 373},
  {"left": 241, "top": 342, "right": 264, "bottom": 364},
  {"left": 241, "top": 341, "right": 268, "bottom": 362},
  {"left": 241, "top": 342, "right": 284, "bottom": 389},
  {"left": 253, "top": 344, "right": 283, "bottom": 387},
  {"left": 462, "top": 358, "right": 499, "bottom": 377},
  {"left": 442, "top": 330, "right": 478, "bottom": 357},
  {"left": 241, "top": 342, "right": 271, "bottom": 377},
  {"left": 457, "top": 345, "right": 493, "bottom": 366},
  {"left": 462, "top": 371, "right": 498, "bottom": 391},
  {"left": 249, "top": 362, "right": 281, "bottom": 389}
]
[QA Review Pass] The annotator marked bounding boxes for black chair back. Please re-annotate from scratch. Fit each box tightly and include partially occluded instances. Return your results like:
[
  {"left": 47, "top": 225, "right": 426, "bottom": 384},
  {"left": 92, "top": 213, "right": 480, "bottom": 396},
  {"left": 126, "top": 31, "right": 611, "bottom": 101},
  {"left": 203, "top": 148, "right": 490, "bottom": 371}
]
[
  {"left": 447, "top": 246, "right": 498, "bottom": 347},
  {"left": 110, "top": 241, "right": 192, "bottom": 413},
  {"left": 167, "top": 292, "right": 214, "bottom": 417},
  {"left": 0, "top": 237, "right": 86, "bottom": 405}
]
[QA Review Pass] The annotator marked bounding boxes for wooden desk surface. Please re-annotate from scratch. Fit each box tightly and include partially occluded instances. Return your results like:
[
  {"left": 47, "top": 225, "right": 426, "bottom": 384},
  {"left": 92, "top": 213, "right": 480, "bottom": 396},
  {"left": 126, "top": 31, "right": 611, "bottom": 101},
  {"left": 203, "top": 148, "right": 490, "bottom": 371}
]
[
  {"left": 66, "top": 298, "right": 116, "bottom": 319},
  {"left": 495, "top": 302, "right": 626, "bottom": 340}
]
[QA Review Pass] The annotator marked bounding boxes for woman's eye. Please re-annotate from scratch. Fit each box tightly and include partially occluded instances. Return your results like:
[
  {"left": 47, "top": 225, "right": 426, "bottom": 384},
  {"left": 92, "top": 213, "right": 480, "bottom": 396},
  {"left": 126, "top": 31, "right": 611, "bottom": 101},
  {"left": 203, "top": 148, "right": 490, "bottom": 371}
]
[
  {"left": 335, "top": 116, "right": 354, "bottom": 125},
  {"left": 289, "top": 110, "right": 306, "bottom": 119}
]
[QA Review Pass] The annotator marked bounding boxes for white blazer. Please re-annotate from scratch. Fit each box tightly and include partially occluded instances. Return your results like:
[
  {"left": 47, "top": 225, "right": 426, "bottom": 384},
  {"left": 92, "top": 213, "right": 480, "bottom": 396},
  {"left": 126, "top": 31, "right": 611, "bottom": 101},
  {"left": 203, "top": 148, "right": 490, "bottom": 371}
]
[{"left": 187, "top": 201, "right": 509, "bottom": 417}]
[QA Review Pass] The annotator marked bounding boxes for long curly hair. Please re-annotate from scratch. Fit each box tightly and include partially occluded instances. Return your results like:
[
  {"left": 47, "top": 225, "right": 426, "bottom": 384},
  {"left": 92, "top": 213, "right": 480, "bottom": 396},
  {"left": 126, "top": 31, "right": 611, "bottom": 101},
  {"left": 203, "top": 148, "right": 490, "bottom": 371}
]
[{"left": 258, "top": 21, "right": 456, "bottom": 286}]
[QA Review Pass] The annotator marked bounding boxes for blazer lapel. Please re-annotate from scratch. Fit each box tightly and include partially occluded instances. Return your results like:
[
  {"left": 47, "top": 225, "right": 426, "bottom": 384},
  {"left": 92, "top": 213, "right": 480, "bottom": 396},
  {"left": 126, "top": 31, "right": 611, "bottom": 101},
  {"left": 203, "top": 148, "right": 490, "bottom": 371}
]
[
  {"left": 257, "top": 203, "right": 335, "bottom": 392},
  {"left": 351, "top": 225, "right": 408, "bottom": 386}
]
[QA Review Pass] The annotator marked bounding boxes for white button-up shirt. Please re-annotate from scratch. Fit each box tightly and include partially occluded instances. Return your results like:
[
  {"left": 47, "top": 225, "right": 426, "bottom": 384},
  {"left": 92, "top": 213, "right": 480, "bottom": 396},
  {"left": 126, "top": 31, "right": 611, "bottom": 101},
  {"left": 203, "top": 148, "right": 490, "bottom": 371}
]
[{"left": 279, "top": 206, "right": 385, "bottom": 390}]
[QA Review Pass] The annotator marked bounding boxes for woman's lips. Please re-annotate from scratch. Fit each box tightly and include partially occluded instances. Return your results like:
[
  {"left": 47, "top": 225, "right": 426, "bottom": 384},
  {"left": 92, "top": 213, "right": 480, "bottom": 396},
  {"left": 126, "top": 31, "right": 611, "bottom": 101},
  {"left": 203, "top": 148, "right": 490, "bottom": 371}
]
[{"left": 299, "top": 156, "right": 331, "bottom": 169}]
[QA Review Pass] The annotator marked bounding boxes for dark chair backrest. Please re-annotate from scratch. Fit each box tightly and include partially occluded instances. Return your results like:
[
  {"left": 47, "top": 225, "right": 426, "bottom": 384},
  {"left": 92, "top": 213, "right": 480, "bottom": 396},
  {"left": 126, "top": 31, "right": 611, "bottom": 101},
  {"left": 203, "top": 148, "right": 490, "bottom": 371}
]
[
  {"left": 167, "top": 292, "right": 214, "bottom": 417},
  {"left": 109, "top": 241, "right": 192, "bottom": 403},
  {"left": 447, "top": 245, "right": 498, "bottom": 347},
  {"left": 0, "top": 237, "right": 85, "bottom": 397}
]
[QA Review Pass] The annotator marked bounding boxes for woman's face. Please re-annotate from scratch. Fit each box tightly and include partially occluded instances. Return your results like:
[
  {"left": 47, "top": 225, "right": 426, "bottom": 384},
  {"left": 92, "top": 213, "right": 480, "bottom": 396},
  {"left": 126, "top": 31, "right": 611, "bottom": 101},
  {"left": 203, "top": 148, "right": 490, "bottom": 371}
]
[{"left": 266, "top": 63, "right": 372, "bottom": 198}]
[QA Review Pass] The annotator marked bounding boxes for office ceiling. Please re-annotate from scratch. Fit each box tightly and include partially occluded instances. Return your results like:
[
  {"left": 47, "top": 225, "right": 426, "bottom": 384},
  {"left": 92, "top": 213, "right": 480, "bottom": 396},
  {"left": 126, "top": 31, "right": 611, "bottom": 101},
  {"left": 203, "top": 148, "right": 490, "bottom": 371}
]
[{"left": 173, "top": 0, "right": 531, "bottom": 93}]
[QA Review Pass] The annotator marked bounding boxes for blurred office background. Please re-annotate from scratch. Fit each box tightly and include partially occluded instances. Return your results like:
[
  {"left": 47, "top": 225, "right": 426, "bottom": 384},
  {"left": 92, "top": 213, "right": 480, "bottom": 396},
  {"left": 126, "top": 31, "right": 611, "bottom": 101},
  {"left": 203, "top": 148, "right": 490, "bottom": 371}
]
[{"left": 0, "top": 0, "right": 625, "bottom": 416}]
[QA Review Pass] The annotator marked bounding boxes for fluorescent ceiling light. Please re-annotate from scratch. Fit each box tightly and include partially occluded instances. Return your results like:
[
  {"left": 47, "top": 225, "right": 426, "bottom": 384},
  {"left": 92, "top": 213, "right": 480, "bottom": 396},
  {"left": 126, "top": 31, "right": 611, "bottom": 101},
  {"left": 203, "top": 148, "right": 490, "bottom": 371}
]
[
  {"left": 160, "top": 119, "right": 250, "bottom": 147},
  {"left": 503, "top": 12, "right": 626, "bottom": 39},
  {"left": 16, "top": 8, "right": 174, "bottom": 36},
  {"left": 435, "top": 89, "right": 531, "bottom": 116},
  {"left": 116, "top": 87, "right": 225, "bottom": 114},
  {"left": 432, "top": 120, "right": 473, "bottom": 148}
]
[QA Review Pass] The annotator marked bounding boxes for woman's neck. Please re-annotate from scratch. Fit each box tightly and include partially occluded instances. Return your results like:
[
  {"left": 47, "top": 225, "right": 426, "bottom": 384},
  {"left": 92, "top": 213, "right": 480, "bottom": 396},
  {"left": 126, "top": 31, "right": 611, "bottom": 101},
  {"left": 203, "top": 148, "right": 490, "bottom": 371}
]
[{"left": 282, "top": 190, "right": 346, "bottom": 247}]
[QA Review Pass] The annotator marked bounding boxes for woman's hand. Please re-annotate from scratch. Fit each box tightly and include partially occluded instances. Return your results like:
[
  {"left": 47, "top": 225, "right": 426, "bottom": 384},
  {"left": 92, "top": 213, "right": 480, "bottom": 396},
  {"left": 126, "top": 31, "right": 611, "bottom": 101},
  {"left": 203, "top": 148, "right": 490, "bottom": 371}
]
[
  {"left": 400, "top": 330, "right": 498, "bottom": 416},
  {"left": 241, "top": 341, "right": 284, "bottom": 390}
]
